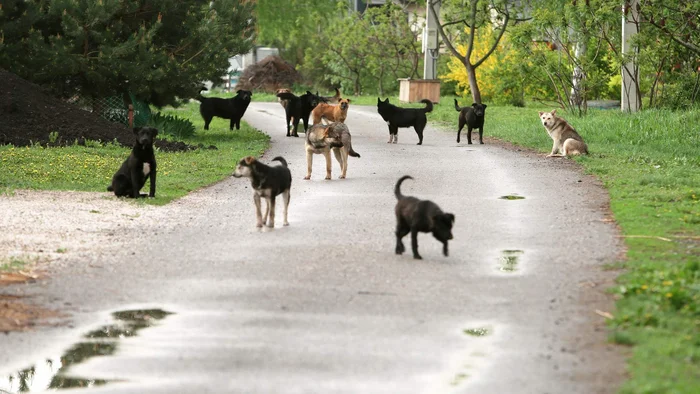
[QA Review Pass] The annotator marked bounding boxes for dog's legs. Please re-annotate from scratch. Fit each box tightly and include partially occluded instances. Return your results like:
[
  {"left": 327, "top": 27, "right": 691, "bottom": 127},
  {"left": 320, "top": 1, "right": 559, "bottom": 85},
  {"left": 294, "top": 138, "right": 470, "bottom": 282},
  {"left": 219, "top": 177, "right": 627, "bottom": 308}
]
[
  {"left": 262, "top": 198, "right": 270, "bottom": 225},
  {"left": 291, "top": 117, "right": 301, "bottom": 137},
  {"left": 229, "top": 119, "right": 235, "bottom": 131},
  {"left": 323, "top": 150, "right": 332, "bottom": 180},
  {"left": 416, "top": 127, "right": 424, "bottom": 145},
  {"left": 333, "top": 148, "right": 346, "bottom": 179},
  {"left": 282, "top": 189, "right": 290, "bottom": 226},
  {"left": 267, "top": 196, "right": 276, "bottom": 227},
  {"left": 547, "top": 140, "right": 563, "bottom": 157},
  {"left": 204, "top": 117, "right": 212, "bottom": 130},
  {"left": 443, "top": 241, "right": 449, "bottom": 257},
  {"left": 467, "top": 127, "right": 473, "bottom": 145},
  {"left": 254, "top": 193, "right": 263, "bottom": 227},
  {"left": 457, "top": 118, "right": 466, "bottom": 143},
  {"left": 304, "top": 150, "right": 314, "bottom": 180},
  {"left": 478, "top": 127, "right": 484, "bottom": 144},
  {"left": 302, "top": 117, "right": 310, "bottom": 134},
  {"left": 410, "top": 229, "right": 422, "bottom": 260},
  {"left": 395, "top": 222, "right": 409, "bottom": 255},
  {"left": 148, "top": 167, "right": 156, "bottom": 198}
]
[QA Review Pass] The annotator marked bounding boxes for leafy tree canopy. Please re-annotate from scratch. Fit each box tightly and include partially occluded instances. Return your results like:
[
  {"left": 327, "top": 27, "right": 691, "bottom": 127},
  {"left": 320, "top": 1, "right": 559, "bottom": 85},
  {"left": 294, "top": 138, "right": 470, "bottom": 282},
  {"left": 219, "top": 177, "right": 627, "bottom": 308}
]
[{"left": 0, "top": 0, "right": 255, "bottom": 106}]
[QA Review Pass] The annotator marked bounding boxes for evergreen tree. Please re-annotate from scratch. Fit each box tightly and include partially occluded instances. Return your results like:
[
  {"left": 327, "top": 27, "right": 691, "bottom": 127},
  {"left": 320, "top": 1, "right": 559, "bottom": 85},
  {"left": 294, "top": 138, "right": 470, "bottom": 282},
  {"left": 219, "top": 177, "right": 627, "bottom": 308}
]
[{"left": 0, "top": 0, "right": 255, "bottom": 106}]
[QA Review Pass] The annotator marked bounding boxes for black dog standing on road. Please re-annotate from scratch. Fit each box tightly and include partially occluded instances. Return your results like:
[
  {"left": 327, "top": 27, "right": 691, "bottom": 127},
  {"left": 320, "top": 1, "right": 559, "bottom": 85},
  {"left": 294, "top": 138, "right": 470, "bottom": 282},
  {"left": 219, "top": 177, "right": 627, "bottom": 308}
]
[
  {"left": 377, "top": 98, "right": 433, "bottom": 145},
  {"left": 394, "top": 175, "right": 455, "bottom": 260},
  {"left": 276, "top": 91, "right": 324, "bottom": 137},
  {"left": 454, "top": 99, "right": 487, "bottom": 144},
  {"left": 233, "top": 156, "right": 292, "bottom": 228},
  {"left": 199, "top": 89, "right": 252, "bottom": 131},
  {"left": 107, "top": 127, "right": 158, "bottom": 198}
]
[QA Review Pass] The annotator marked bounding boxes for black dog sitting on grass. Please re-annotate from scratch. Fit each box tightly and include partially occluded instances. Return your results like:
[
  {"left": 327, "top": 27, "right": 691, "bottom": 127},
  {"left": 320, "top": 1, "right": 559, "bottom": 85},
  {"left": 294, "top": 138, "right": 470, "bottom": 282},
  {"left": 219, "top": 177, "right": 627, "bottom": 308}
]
[
  {"left": 199, "top": 89, "right": 252, "bottom": 131},
  {"left": 108, "top": 127, "right": 158, "bottom": 198},
  {"left": 394, "top": 175, "right": 455, "bottom": 260},
  {"left": 454, "top": 99, "right": 487, "bottom": 144},
  {"left": 276, "top": 90, "right": 324, "bottom": 137}
]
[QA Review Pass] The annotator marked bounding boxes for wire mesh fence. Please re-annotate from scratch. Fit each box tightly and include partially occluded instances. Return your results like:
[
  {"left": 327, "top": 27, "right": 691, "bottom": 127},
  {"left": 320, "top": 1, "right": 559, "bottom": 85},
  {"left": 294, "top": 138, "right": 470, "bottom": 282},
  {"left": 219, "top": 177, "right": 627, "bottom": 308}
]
[{"left": 66, "top": 93, "right": 151, "bottom": 128}]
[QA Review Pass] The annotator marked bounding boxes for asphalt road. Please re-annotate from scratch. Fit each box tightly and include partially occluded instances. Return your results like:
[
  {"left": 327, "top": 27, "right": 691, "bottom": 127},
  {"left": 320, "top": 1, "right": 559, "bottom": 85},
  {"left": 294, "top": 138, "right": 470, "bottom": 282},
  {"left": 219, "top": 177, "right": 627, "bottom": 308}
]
[{"left": 0, "top": 102, "right": 625, "bottom": 393}]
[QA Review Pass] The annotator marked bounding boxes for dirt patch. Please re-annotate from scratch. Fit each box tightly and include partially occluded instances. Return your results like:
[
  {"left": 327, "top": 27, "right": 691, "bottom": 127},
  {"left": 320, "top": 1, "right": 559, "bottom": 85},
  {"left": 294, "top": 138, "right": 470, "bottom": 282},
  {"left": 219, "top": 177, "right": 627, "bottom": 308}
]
[
  {"left": 0, "top": 294, "right": 63, "bottom": 333},
  {"left": 235, "top": 55, "right": 301, "bottom": 92},
  {"left": 0, "top": 68, "right": 194, "bottom": 152}
]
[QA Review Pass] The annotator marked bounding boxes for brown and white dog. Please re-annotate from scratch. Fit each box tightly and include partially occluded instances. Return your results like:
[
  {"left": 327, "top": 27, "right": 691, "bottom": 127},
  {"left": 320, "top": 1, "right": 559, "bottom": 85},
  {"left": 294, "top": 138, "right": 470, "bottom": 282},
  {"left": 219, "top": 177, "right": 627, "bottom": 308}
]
[
  {"left": 304, "top": 122, "right": 360, "bottom": 180},
  {"left": 233, "top": 156, "right": 292, "bottom": 228},
  {"left": 538, "top": 109, "right": 588, "bottom": 157},
  {"left": 311, "top": 98, "right": 351, "bottom": 125}
]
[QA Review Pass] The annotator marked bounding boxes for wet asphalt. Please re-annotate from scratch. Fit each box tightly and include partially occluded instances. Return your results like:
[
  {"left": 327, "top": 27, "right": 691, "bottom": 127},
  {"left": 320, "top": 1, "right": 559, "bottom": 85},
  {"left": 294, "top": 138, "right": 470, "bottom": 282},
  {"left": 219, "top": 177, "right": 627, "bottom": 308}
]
[{"left": 0, "top": 102, "right": 625, "bottom": 393}]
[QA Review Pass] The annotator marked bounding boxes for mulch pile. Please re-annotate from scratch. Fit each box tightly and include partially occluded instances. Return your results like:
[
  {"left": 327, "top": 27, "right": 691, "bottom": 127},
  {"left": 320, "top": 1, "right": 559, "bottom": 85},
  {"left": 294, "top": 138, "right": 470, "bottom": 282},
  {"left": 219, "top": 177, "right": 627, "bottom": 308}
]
[
  {"left": 0, "top": 68, "right": 192, "bottom": 152},
  {"left": 235, "top": 55, "right": 301, "bottom": 93}
]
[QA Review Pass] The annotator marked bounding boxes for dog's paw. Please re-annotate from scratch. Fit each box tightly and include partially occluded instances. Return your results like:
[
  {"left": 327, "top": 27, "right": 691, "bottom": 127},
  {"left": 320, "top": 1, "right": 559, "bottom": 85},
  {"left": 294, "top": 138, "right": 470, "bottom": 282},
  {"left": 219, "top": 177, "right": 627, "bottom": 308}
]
[
  {"left": 339, "top": 175, "right": 346, "bottom": 179},
  {"left": 256, "top": 222, "right": 264, "bottom": 228},
  {"left": 283, "top": 222, "right": 290, "bottom": 226},
  {"left": 304, "top": 176, "right": 311, "bottom": 180},
  {"left": 413, "top": 254, "right": 423, "bottom": 260}
]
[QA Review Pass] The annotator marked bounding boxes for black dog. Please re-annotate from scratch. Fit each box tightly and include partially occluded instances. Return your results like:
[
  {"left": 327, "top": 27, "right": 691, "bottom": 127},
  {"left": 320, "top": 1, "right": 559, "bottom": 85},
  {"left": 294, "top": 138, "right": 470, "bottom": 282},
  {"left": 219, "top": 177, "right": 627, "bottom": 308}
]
[
  {"left": 107, "top": 127, "right": 158, "bottom": 198},
  {"left": 394, "top": 175, "right": 454, "bottom": 260},
  {"left": 233, "top": 156, "right": 292, "bottom": 228},
  {"left": 199, "top": 89, "right": 252, "bottom": 131},
  {"left": 377, "top": 98, "right": 433, "bottom": 145},
  {"left": 454, "top": 99, "right": 487, "bottom": 144},
  {"left": 276, "top": 91, "right": 324, "bottom": 137}
]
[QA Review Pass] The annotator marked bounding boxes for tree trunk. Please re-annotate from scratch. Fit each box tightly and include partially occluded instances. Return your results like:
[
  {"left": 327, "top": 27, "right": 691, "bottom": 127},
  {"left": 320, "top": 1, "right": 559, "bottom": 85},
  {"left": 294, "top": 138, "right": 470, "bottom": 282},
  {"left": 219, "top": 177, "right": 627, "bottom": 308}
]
[{"left": 465, "top": 61, "right": 482, "bottom": 103}]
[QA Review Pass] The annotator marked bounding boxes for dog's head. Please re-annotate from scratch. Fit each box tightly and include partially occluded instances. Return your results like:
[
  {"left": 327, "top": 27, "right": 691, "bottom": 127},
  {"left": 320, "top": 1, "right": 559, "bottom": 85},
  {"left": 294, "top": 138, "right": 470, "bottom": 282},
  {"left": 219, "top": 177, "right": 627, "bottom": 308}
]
[
  {"left": 471, "top": 103, "right": 487, "bottom": 117},
  {"left": 133, "top": 127, "right": 158, "bottom": 148},
  {"left": 233, "top": 156, "right": 256, "bottom": 178},
  {"left": 377, "top": 98, "right": 391, "bottom": 118},
  {"left": 236, "top": 89, "right": 253, "bottom": 102},
  {"left": 432, "top": 213, "right": 455, "bottom": 243},
  {"left": 321, "top": 128, "right": 342, "bottom": 147},
  {"left": 303, "top": 91, "right": 322, "bottom": 108},
  {"left": 339, "top": 98, "right": 351, "bottom": 111},
  {"left": 538, "top": 109, "right": 558, "bottom": 129}
]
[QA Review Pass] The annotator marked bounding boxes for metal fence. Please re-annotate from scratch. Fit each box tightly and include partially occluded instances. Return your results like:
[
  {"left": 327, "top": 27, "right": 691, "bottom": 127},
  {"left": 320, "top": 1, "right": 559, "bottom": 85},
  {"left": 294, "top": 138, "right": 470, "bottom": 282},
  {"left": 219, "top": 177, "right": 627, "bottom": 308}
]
[{"left": 67, "top": 93, "right": 151, "bottom": 128}]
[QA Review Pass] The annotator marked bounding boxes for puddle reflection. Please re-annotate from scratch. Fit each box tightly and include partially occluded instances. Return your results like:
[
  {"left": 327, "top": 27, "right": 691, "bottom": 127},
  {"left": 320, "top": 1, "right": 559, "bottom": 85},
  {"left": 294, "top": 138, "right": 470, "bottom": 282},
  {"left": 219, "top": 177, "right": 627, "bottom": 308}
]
[{"left": 1, "top": 309, "right": 172, "bottom": 393}]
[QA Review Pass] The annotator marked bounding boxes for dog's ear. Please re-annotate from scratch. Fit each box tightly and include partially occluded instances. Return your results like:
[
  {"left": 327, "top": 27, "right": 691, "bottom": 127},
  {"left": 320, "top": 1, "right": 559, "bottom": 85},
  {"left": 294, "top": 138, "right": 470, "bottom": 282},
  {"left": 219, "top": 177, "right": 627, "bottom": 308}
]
[
  {"left": 445, "top": 213, "right": 455, "bottom": 224},
  {"left": 377, "top": 97, "right": 381, "bottom": 103},
  {"left": 237, "top": 89, "right": 243, "bottom": 94},
  {"left": 482, "top": 104, "right": 487, "bottom": 109},
  {"left": 306, "top": 91, "right": 313, "bottom": 95},
  {"left": 346, "top": 98, "right": 351, "bottom": 103},
  {"left": 132, "top": 127, "right": 142, "bottom": 134},
  {"left": 538, "top": 111, "right": 544, "bottom": 116},
  {"left": 244, "top": 156, "right": 256, "bottom": 165},
  {"left": 551, "top": 109, "right": 557, "bottom": 115},
  {"left": 151, "top": 128, "right": 159, "bottom": 137}
]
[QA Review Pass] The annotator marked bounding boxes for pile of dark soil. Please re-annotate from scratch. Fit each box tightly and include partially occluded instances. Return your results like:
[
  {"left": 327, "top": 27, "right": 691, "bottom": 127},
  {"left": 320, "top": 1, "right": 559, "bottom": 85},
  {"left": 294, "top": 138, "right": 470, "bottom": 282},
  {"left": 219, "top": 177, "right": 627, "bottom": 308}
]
[
  {"left": 235, "top": 55, "right": 301, "bottom": 93},
  {"left": 0, "top": 69, "right": 193, "bottom": 152}
]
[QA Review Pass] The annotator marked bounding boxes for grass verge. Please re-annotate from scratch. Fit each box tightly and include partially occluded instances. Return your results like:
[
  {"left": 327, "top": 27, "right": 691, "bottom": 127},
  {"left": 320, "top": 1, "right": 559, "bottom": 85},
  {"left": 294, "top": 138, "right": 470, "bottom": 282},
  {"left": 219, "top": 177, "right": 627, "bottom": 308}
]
[{"left": 0, "top": 103, "right": 269, "bottom": 205}]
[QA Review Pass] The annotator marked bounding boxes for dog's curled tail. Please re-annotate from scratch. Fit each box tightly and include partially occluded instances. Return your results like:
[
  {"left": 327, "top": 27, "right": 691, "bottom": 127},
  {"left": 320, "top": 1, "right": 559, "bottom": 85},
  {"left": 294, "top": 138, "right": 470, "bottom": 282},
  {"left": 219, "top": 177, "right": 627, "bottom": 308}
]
[
  {"left": 272, "top": 156, "right": 288, "bottom": 167},
  {"left": 420, "top": 99, "right": 434, "bottom": 113},
  {"left": 454, "top": 98, "right": 462, "bottom": 112},
  {"left": 395, "top": 175, "right": 413, "bottom": 200},
  {"left": 348, "top": 147, "right": 361, "bottom": 158},
  {"left": 197, "top": 86, "right": 208, "bottom": 102}
]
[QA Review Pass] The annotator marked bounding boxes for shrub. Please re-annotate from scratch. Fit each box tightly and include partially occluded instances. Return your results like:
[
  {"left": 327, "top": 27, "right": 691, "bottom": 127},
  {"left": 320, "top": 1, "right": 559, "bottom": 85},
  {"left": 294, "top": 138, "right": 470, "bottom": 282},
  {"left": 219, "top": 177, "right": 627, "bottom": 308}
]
[{"left": 147, "top": 112, "right": 196, "bottom": 140}]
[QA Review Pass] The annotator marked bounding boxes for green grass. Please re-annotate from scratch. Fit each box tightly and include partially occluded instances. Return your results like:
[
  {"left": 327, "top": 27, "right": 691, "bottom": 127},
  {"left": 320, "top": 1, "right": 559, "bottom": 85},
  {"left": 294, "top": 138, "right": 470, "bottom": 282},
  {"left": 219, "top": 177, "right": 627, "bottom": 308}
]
[
  {"left": 425, "top": 98, "right": 699, "bottom": 393},
  {"left": 0, "top": 103, "right": 269, "bottom": 205},
  {"left": 0, "top": 257, "right": 31, "bottom": 273}
]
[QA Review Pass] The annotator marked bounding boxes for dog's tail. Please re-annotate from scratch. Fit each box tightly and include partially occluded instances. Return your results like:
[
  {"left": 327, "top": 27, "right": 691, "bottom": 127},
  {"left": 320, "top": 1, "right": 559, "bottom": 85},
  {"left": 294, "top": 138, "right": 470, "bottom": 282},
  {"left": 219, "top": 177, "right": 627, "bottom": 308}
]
[
  {"left": 277, "top": 92, "right": 297, "bottom": 101},
  {"left": 395, "top": 175, "right": 413, "bottom": 200},
  {"left": 107, "top": 185, "right": 114, "bottom": 192},
  {"left": 420, "top": 99, "right": 433, "bottom": 113},
  {"left": 454, "top": 98, "right": 463, "bottom": 112},
  {"left": 197, "top": 86, "right": 208, "bottom": 102},
  {"left": 272, "top": 156, "right": 288, "bottom": 167}
]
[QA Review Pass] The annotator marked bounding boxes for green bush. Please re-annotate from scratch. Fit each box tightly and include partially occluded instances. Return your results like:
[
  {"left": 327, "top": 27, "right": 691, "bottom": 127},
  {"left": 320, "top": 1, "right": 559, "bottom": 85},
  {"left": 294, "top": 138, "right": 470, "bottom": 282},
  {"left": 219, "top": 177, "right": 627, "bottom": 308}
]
[{"left": 148, "top": 112, "right": 196, "bottom": 140}]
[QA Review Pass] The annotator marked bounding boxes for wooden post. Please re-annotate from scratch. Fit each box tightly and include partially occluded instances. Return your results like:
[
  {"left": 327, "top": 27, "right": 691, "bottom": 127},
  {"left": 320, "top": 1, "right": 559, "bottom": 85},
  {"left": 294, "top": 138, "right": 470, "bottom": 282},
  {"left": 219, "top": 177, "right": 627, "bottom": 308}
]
[
  {"left": 622, "top": 0, "right": 641, "bottom": 112},
  {"left": 128, "top": 104, "right": 134, "bottom": 128}
]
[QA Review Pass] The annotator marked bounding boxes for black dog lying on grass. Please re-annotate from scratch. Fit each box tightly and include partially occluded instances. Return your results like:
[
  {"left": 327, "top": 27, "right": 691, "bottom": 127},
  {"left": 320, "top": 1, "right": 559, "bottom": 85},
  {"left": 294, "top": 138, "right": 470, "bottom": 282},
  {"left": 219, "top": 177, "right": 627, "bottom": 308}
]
[
  {"left": 108, "top": 127, "right": 158, "bottom": 198},
  {"left": 377, "top": 98, "right": 433, "bottom": 145},
  {"left": 276, "top": 91, "right": 324, "bottom": 137},
  {"left": 394, "top": 175, "right": 454, "bottom": 260},
  {"left": 454, "top": 99, "right": 487, "bottom": 144},
  {"left": 199, "top": 89, "right": 252, "bottom": 131}
]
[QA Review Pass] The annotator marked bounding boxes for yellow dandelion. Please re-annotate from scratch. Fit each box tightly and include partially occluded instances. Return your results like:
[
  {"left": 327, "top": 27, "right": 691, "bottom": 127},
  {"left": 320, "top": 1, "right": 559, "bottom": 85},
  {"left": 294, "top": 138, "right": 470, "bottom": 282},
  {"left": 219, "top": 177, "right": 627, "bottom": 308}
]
[
  {"left": 641, "top": 285, "right": 648, "bottom": 290},
  {"left": 662, "top": 280, "right": 673, "bottom": 286},
  {"left": 665, "top": 293, "right": 673, "bottom": 298}
]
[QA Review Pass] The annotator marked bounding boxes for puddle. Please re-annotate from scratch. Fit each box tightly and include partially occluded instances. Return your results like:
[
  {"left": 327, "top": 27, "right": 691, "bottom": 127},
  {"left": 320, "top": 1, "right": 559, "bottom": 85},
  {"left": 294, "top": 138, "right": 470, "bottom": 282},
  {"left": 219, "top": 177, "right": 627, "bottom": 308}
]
[
  {"left": 1, "top": 308, "right": 172, "bottom": 393},
  {"left": 463, "top": 327, "right": 490, "bottom": 337},
  {"left": 499, "top": 250, "right": 524, "bottom": 272},
  {"left": 499, "top": 194, "right": 525, "bottom": 200}
]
